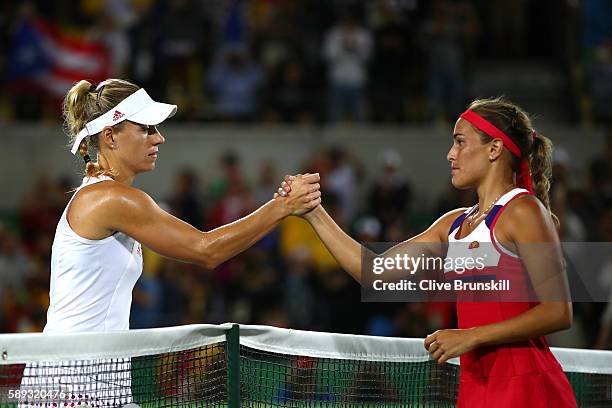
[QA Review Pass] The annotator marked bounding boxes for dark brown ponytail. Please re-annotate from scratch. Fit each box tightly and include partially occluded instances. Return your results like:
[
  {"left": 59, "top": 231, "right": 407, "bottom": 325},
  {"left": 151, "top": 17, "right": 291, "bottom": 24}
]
[{"left": 529, "top": 133, "right": 553, "bottom": 212}]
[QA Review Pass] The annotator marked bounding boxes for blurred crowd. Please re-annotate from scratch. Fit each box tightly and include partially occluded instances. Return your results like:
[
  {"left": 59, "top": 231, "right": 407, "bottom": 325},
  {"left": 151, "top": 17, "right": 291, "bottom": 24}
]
[
  {"left": 1, "top": 0, "right": 611, "bottom": 124},
  {"left": 1, "top": 136, "right": 611, "bottom": 350}
]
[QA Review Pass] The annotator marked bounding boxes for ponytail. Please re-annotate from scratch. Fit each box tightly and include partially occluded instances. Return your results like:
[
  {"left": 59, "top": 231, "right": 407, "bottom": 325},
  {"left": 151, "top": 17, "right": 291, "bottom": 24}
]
[
  {"left": 77, "top": 139, "right": 107, "bottom": 178},
  {"left": 529, "top": 132, "right": 559, "bottom": 227}
]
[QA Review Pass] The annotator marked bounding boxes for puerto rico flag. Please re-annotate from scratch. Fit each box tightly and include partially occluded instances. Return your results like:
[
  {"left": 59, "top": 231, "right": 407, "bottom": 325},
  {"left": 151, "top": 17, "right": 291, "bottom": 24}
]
[{"left": 7, "top": 17, "right": 110, "bottom": 99}]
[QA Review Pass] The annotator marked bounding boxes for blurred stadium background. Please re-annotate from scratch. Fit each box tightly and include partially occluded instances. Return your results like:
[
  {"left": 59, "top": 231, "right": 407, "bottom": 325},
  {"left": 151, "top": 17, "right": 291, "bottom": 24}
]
[{"left": 0, "top": 0, "right": 610, "bottom": 351}]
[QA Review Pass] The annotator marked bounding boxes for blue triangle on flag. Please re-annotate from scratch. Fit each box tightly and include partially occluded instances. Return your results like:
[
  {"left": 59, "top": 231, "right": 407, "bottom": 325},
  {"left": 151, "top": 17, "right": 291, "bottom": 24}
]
[{"left": 7, "top": 20, "right": 51, "bottom": 80}]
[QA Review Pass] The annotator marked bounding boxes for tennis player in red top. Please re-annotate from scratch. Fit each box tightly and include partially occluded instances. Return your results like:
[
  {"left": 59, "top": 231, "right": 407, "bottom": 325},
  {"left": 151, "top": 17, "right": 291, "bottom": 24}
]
[{"left": 278, "top": 97, "right": 577, "bottom": 407}]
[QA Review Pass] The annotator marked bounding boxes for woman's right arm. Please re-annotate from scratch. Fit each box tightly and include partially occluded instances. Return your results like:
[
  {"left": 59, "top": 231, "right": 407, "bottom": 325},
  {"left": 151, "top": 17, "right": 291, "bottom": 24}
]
[
  {"left": 302, "top": 205, "right": 362, "bottom": 281},
  {"left": 302, "top": 205, "right": 464, "bottom": 284},
  {"left": 97, "top": 174, "right": 320, "bottom": 268}
]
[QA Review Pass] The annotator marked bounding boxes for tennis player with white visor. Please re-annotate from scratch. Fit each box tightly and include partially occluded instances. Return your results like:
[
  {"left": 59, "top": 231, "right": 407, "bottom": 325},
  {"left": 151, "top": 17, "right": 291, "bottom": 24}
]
[{"left": 19, "top": 78, "right": 321, "bottom": 408}]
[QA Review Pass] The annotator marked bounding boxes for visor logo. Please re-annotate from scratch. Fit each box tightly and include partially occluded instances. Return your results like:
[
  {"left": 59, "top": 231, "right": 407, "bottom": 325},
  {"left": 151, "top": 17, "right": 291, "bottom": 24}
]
[{"left": 112, "top": 110, "right": 125, "bottom": 121}]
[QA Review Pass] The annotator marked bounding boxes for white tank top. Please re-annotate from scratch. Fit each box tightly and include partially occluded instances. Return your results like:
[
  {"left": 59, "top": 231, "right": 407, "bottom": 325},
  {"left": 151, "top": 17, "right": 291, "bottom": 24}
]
[{"left": 44, "top": 175, "right": 143, "bottom": 332}]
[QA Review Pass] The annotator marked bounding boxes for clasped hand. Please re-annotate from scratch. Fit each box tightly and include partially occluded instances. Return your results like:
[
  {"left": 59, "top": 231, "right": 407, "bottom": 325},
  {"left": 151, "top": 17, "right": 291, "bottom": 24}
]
[{"left": 273, "top": 173, "right": 321, "bottom": 216}]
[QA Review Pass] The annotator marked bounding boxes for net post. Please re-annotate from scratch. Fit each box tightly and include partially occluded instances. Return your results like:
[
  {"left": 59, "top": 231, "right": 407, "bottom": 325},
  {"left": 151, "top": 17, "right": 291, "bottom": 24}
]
[{"left": 226, "top": 323, "right": 240, "bottom": 407}]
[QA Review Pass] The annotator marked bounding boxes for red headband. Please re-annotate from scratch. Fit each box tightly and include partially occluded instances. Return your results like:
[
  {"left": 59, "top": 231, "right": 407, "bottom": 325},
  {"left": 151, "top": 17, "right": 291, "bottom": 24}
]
[{"left": 459, "top": 109, "right": 534, "bottom": 193}]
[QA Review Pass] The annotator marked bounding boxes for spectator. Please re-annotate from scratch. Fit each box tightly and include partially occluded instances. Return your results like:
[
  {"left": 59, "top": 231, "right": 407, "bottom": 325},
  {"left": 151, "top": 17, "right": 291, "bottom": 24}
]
[
  {"left": 127, "top": 0, "right": 161, "bottom": 95},
  {"left": 264, "top": 61, "right": 313, "bottom": 123},
  {"left": 0, "top": 225, "right": 35, "bottom": 300},
  {"left": 353, "top": 215, "right": 382, "bottom": 242},
  {"left": 206, "top": 45, "right": 264, "bottom": 122},
  {"left": 167, "top": 168, "right": 205, "bottom": 229},
  {"left": 368, "top": 1, "right": 413, "bottom": 122},
  {"left": 487, "top": 0, "right": 528, "bottom": 57},
  {"left": 131, "top": 247, "right": 164, "bottom": 329},
  {"left": 19, "top": 176, "right": 69, "bottom": 251},
  {"left": 206, "top": 154, "right": 256, "bottom": 232},
  {"left": 86, "top": 13, "right": 131, "bottom": 77},
  {"left": 574, "top": 133, "right": 612, "bottom": 240},
  {"left": 421, "top": 0, "right": 478, "bottom": 123},
  {"left": 158, "top": 0, "right": 210, "bottom": 119},
  {"left": 368, "top": 149, "right": 412, "bottom": 231},
  {"left": 253, "top": 162, "right": 278, "bottom": 206},
  {"left": 325, "top": 147, "right": 360, "bottom": 222},
  {"left": 209, "top": 151, "right": 246, "bottom": 202},
  {"left": 283, "top": 247, "right": 318, "bottom": 329},
  {"left": 550, "top": 148, "right": 587, "bottom": 241},
  {"left": 253, "top": 162, "right": 282, "bottom": 251},
  {"left": 581, "top": 0, "right": 612, "bottom": 122},
  {"left": 323, "top": 13, "right": 373, "bottom": 122}
]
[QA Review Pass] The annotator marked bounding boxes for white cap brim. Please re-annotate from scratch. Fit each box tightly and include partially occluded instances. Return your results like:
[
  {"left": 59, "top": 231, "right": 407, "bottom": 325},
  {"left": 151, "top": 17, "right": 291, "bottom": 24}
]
[
  {"left": 71, "top": 89, "right": 177, "bottom": 154},
  {"left": 129, "top": 101, "right": 177, "bottom": 126}
]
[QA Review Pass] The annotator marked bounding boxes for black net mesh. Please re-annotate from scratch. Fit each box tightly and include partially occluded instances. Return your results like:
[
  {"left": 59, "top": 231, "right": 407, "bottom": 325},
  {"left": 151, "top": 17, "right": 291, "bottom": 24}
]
[
  {"left": 0, "top": 342, "right": 227, "bottom": 408},
  {"left": 239, "top": 345, "right": 458, "bottom": 407},
  {"left": 564, "top": 371, "right": 612, "bottom": 408}
]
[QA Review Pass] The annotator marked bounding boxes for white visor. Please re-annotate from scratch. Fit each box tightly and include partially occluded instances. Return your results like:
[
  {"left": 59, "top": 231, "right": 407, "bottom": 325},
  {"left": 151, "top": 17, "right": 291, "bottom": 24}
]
[{"left": 70, "top": 88, "right": 177, "bottom": 154}]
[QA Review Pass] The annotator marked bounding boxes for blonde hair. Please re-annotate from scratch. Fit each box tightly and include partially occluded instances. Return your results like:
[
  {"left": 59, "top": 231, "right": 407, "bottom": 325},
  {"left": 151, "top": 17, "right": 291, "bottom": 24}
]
[
  {"left": 467, "top": 97, "right": 558, "bottom": 227},
  {"left": 63, "top": 79, "right": 140, "bottom": 177}
]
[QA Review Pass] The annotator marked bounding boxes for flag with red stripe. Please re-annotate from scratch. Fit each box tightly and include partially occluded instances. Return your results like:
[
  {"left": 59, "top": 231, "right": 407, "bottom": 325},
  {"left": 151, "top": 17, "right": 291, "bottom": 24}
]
[{"left": 8, "top": 17, "right": 110, "bottom": 99}]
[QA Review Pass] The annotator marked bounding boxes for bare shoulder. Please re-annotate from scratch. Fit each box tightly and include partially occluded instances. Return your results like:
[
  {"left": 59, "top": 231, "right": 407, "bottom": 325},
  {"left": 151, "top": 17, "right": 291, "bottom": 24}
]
[
  {"left": 502, "top": 194, "right": 549, "bottom": 224},
  {"left": 72, "top": 181, "right": 153, "bottom": 212},
  {"left": 496, "top": 194, "right": 557, "bottom": 242},
  {"left": 69, "top": 181, "right": 157, "bottom": 238}
]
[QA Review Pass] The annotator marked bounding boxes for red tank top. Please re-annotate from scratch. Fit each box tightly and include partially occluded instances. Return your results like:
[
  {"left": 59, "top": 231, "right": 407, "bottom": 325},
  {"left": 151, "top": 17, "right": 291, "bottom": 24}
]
[{"left": 445, "top": 188, "right": 577, "bottom": 408}]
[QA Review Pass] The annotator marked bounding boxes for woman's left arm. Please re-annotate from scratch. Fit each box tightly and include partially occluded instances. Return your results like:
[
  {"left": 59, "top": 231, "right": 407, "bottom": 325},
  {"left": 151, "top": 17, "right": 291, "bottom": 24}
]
[{"left": 425, "top": 196, "right": 572, "bottom": 364}]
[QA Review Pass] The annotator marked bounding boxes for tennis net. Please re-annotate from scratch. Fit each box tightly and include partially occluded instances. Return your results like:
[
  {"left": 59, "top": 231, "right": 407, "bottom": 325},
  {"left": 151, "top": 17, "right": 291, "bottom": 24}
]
[{"left": 0, "top": 324, "right": 610, "bottom": 407}]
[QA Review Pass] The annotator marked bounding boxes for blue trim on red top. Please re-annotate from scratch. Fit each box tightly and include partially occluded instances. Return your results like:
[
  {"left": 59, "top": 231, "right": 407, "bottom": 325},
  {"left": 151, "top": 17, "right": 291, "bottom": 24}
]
[
  {"left": 485, "top": 205, "right": 502, "bottom": 229},
  {"left": 449, "top": 213, "right": 468, "bottom": 236}
]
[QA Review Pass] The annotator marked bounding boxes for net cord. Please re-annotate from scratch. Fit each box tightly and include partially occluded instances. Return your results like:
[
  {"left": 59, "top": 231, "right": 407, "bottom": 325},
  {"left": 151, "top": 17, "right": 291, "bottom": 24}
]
[{"left": 1, "top": 323, "right": 611, "bottom": 375}]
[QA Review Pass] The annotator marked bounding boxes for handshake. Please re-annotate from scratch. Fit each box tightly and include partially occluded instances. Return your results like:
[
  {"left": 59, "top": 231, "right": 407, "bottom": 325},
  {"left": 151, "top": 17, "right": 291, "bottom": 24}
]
[{"left": 272, "top": 173, "right": 321, "bottom": 217}]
